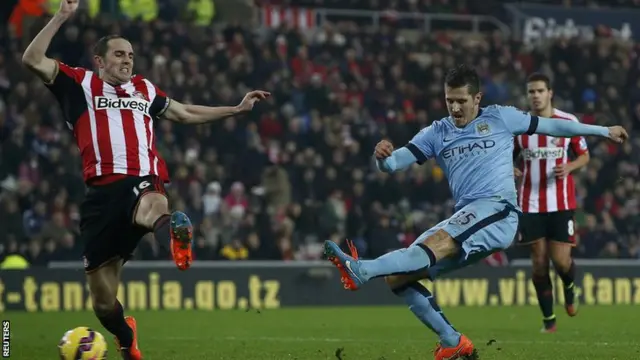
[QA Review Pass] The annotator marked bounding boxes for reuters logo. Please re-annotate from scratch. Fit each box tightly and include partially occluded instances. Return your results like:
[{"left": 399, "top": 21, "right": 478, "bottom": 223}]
[{"left": 94, "top": 96, "right": 150, "bottom": 114}]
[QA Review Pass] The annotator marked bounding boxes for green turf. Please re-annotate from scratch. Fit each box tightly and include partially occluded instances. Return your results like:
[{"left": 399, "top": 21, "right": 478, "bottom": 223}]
[{"left": 3, "top": 306, "right": 640, "bottom": 359}]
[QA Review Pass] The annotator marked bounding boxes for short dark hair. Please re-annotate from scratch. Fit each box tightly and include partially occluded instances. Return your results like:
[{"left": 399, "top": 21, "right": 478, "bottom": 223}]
[
  {"left": 445, "top": 64, "right": 481, "bottom": 95},
  {"left": 526, "top": 73, "right": 552, "bottom": 90},
  {"left": 93, "top": 35, "right": 127, "bottom": 57}
]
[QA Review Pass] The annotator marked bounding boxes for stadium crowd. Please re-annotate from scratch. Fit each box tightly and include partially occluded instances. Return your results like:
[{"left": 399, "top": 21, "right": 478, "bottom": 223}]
[
  {"left": 1, "top": 1, "right": 639, "bottom": 266},
  {"left": 260, "top": 0, "right": 640, "bottom": 12}
]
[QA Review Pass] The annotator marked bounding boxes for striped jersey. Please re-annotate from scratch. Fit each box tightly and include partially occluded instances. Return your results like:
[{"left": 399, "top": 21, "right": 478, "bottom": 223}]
[
  {"left": 515, "top": 109, "right": 588, "bottom": 213},
  {"left": 45, "top": 62, "right": 170, "bottom": 184}
]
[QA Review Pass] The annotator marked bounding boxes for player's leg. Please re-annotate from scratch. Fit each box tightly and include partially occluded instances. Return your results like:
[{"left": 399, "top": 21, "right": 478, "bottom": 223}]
[
  {"left": 131, "top": 176, "right": 193, "bottom": 270},
  {"left": 383, "top": 240, "right": 507, "bottom": 359},
  {"left": 385, "top": 270, "right": 469, "bottom": 352},
  {"left": 549, "top": 211, "right": 578, "bottom": 317},
  {"left": 86, "top": 260, "right": 139, "bottom": 359},
  {"left": 324, "top": 221, "right": 458, "bottom": 290},
  {"left": 388, "top": 277, "right": 478, "bottom": 360},
  {"left": 427, "top": 207, "right": 516, "bottom": 360},
  {"left": 112, "top": 226, "right": 156, "bottom": 359},
  {"left": 326, "top": 199, "right": 516, "bottom": 359},
  {"left": 324, "top": 199, "right": 514, "bottom": 290},
  {"left": 81, "top": 182, "right": 143, "bottom": 360},
  {"left": 382, "top": 227, "right": 463, "bottom": 349},
  {"left": 530, "top": 240, "right": 556, "bottom": 331},
  {"left": 519, "top": 213, "right": 556, "bottom": 331}
]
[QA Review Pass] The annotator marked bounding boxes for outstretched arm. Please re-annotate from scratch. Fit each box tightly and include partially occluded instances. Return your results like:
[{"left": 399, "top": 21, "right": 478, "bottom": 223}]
[
  {"left": 376, "top": 147, "right": 418, "bottom": 173},
  {"left": 534, "top": 117, "right": 608, "bottom": 138},
  {"left": 161, "top": 90, "right": 270, "bottom": 125},
  {"left": 535, "top": 117, "right": 627, "bottom": 143},
  {"left": 498, "top": 105, "right": 628, "bottom": 143},
  {"left": 22, "top": 0, "right": 78, "bottom": 83}
]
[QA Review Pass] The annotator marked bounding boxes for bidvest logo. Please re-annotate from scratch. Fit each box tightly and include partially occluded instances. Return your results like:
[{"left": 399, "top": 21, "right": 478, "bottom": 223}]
[
  {"left": 523, "top": 17, "right": 632, "bottom": 45},
  {"left": 94, "top": 96, "right": 150, "bottom": 114},
  {"left": 509, "top": 4, "right": 637, "bottom": 44},
  {"left": 522, "top": 147, "right": 564, "bottom": 160}
]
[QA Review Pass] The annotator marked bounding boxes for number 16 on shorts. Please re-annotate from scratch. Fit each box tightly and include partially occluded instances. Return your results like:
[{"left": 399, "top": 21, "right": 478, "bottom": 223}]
[{"left": 2, "top": 320, "right": 9, "bottom": 358}]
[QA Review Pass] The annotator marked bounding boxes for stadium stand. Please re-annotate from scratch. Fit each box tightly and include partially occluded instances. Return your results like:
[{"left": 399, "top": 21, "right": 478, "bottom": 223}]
[
  {"left": 0, "top": 0, "right": 639, "bottom": 266},
  {"left": 260, "top": 0, "right": 639, "bottom": 10}
]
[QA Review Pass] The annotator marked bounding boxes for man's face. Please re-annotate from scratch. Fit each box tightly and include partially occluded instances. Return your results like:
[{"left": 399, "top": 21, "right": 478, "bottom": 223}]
[
  {"left": 95, "top": 38, "right": 134, "bottom": 84},
  {"left": 445, "top": 85, "right": 481, "bottom": 126},
  {"left": 527, "top": 80, "right": 553, "bottom": 112}
]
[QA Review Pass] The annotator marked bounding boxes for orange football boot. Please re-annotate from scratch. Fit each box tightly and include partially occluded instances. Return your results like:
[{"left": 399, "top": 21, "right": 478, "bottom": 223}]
[
  {"left": 324, "top": 239, "right": 362, "bottom": 290},
  {"left": 433, "top": 334, "right": 477, "bottom": 360},
  {"left": 115, "top": 316, "right": 142, "bottom": 360},
  {"left": 169, "top": 211, "right": 193, "bottom": 271}
]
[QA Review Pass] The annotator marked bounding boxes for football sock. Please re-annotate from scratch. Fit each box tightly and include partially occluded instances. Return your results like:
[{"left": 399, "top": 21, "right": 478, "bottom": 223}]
[
  {"left": 97, "top": 300, "right": 133, "bottom": 348},
  {"left": 556, "top": 260, "right": 576, "bottom": 305},
  {"left": 532, "top": 274, "right": 555, "bottom": 327},
  {"left": 359, "top": 244, "right": 435, "bottom": 280},
  {"left": 153, "top": 214, "right": 171, "bottom": 246},
  {"left": 393, "top": 282, "right": 460, "bottom": 347}
]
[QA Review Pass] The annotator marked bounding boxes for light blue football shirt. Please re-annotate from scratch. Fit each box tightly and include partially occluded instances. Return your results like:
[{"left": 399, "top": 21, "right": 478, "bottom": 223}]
[{"left": 406, "top": 105, "right": 538, "bottom": 210}]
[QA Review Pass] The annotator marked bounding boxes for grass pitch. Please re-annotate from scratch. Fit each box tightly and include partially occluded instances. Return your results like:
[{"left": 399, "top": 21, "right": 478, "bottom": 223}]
[{"left": 4, "top": 306, "right": 640, "bottom": 359}]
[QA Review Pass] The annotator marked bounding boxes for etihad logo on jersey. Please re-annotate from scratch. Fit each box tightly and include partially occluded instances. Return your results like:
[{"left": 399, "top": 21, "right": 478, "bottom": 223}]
[
  {"left": 522, "top": 147, "right": 564, "bottom": 160},
  {"left": 94, "top": 96, "right": 150, "bottom": 114},
  {"left": 442, "top": 140, "right": 496, "bottom": 160}
]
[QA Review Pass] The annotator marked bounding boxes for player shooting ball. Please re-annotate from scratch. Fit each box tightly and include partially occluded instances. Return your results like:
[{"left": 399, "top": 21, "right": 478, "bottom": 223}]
[
  {"left": 22, "top": 1, "right": 269, "bottom": 359},
  {"left": 323, "top": 64, "right": 627, "bottom": 360}
]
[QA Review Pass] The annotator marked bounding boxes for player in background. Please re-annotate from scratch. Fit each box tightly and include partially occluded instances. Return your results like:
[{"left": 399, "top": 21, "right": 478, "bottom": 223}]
[
  {"left": 22, "top": 1, "right": 269, "bottom": 359},
  {"left": 514, "top": 73, "right": 589, "bottom": 333},
  {"left": 323, "top": 65, "right": 627, "bottom": 360}
]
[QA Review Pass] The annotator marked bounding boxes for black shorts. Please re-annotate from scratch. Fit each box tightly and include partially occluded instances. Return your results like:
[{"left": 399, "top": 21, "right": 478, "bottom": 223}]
[
  {"left": 517, "top": 210, "right": 576, "bottom": 246},
  {"left": 80, "top": 175, "right": 166, "bottom": 272}
]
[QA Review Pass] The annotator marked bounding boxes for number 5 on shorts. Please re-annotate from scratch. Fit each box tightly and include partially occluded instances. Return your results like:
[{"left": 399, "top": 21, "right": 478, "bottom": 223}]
[
  {"left": 450, "top": 211, "right": 477, "bottom": 226},
  {"left": 133, "top": 180, "right": 151, "bottom": 196}
]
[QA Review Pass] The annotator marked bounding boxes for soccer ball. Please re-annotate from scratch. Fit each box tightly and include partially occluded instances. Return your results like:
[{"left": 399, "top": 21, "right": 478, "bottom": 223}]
[{"left": 58, "top": 327, "right": 108, "bottom": 360}]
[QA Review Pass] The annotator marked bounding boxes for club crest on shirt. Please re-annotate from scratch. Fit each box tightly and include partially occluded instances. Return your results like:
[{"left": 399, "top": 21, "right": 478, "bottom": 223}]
[
  {"left": 476, "top": 122, "right": 491, "bottom": 136},
  {"left": 132, "top": 91, "right": 149, "bottom": 101},
  {"left": 550, "top": 137, "right": 563, "bottom": 146},
  {"left": 578, "top": 138, "right": 588, "bottom": 150}
]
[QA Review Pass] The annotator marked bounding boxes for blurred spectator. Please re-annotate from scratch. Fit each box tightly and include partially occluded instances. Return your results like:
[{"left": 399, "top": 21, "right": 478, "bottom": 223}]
[
  {"left": 25, "top": 238, "right": 49, "bottom": 266},
  {"left": 367, "top": 212, "right": 402, "bottom": 258},
  {"left": 1, "top": 198, "right": 25, "bottom": 243},
  {"left": 220, "top": 235, "right": 250, "bottom": 260}
]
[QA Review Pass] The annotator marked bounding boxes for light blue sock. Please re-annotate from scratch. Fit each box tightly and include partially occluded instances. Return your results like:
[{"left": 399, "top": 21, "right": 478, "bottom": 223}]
[
  {"left": 394, "top": 283, "right": 461, "bottom": 347},
  {"left": 359, "top": 245, "right": 435, "bottom": 280}
]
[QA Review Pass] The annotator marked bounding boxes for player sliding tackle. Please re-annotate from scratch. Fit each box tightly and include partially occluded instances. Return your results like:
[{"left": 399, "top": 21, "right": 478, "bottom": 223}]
[{"left": 324, "top": 65, "right": 627, "bottom": 360}]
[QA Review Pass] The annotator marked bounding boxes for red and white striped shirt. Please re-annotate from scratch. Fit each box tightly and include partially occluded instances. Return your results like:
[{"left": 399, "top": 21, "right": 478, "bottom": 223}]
[
  {"left": 261, "top": 6, "right": 316, "bottom": 29},
  {"left": 515, "top": 109, "right": 589, "bottom": 213},
  {"left": 46, "top": 62, "right": 170, "bottom": 184}
]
